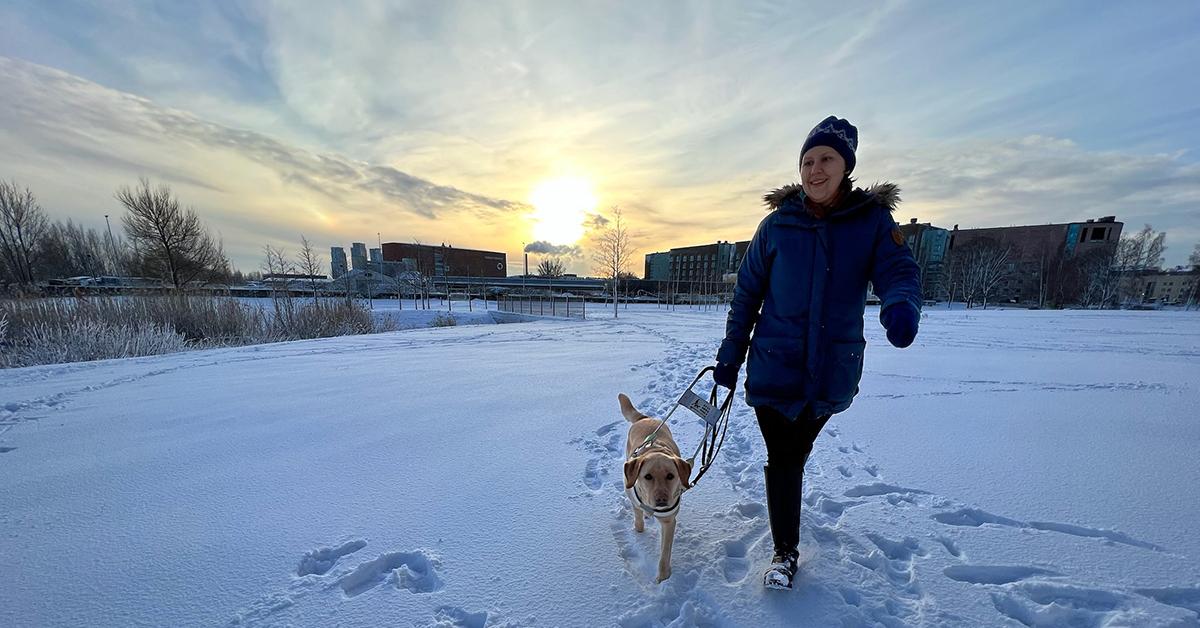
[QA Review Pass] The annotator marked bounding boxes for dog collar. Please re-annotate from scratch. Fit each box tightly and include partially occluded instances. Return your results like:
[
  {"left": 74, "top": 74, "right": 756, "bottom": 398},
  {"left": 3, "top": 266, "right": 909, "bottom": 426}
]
[{"left": 629, "top": 485, "right": 681, "bottom": 519}]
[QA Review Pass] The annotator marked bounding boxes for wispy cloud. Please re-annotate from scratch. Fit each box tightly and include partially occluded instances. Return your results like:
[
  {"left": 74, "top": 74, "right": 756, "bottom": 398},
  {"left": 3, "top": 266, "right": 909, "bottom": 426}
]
[
  {"left": 0, "top": 57, "right": 529, "bottom": 264},
  {"left": 1, "top": 2, "right": 1198, "bottom": 269}
]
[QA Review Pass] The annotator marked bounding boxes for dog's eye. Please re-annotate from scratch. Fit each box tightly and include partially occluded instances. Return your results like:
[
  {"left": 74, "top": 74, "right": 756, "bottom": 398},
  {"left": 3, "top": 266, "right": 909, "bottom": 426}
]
[
  {"left": 644, "top": 473, "right": 653, "bottom": 481},
  {"left": 666, "top": 473, "right": 674, "bottom": 480}
]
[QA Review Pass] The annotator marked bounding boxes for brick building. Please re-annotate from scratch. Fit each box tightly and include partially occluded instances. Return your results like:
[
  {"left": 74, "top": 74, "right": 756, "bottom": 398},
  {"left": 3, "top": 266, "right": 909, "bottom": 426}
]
[
  {"left": 945, "top": 216, "right": 1123, "bottom": 304},
  {"left": 380, "top": 242, "right": 507, "bottom": 278}
]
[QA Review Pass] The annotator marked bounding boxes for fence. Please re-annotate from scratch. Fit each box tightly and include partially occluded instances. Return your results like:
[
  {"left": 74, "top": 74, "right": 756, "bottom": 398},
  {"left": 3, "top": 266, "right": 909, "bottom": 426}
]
[{"left": 496, "top": 295, "right": 586, "bottom": 319}]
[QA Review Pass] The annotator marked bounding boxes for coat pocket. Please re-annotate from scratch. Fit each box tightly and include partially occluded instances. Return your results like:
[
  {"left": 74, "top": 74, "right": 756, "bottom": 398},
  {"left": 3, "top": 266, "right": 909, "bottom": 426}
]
[
  {"left": 823, "top": 340, "right": 866, "bottom": 404},
  {"left": 746, "top": 336, "right": 806, "bottom": 398}
]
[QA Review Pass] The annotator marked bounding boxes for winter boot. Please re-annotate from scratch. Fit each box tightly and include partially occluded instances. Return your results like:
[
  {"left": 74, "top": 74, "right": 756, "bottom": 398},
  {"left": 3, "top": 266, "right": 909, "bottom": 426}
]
[{"left": 762, "top": 463, "right": 804, "bottom": 589}]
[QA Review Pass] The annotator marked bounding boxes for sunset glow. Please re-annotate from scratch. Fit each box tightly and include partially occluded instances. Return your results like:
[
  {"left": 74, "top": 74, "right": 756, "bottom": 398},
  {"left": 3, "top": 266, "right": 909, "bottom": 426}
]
[{"left": 529, "top": 176, "right": 596, "bottom": 245}]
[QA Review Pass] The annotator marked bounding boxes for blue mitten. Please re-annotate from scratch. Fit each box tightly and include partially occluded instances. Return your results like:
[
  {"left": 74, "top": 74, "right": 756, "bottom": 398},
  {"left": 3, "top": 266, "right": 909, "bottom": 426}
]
[{"left": 881, "top": 304, "right": 919, "bottom": 348}]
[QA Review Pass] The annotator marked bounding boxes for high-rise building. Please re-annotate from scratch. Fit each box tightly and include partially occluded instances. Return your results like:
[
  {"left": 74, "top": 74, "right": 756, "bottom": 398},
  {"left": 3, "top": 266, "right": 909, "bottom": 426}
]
[
  {"left": 351, "top": 242, "right": 368, "bottom": 271},
  {"left": 330, "top": 247, "right": 348, "bottom": 278},
  {"left": 898, "top": 219, "right": 951, "bottom": 300}
]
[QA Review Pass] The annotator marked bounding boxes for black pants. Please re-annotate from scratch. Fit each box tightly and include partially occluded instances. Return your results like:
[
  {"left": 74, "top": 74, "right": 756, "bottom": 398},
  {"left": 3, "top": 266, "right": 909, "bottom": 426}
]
[{"left": 754, "top": 405, "right": 830, "bottom": 470}]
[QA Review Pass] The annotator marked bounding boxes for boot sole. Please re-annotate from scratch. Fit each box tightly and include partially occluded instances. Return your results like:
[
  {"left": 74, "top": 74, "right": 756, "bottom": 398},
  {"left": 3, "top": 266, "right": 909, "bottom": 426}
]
[{"left": 764, "top": 571, "right": 794, "bottom": 590}]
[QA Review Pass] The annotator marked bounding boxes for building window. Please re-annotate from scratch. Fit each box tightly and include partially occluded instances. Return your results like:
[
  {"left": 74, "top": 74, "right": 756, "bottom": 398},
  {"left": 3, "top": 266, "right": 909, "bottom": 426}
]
[{"left": 1091, "top": 228, "right": 1106, "bottom": 241}]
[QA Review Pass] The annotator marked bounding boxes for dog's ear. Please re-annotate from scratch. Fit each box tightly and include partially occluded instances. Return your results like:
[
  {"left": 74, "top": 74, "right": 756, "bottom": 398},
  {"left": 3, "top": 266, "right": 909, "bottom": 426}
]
[
  {"left": 674, "top": 457, "right": 693, "bottom": 489},
  {"left": 624, "top": 457, "right": 641, "bottom": 489}
]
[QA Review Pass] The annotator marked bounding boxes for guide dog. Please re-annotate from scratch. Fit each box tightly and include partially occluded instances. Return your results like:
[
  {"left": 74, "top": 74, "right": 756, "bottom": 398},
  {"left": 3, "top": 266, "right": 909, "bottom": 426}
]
[{"left": 620, "top": 393, "right": 692, "bottom": 583}]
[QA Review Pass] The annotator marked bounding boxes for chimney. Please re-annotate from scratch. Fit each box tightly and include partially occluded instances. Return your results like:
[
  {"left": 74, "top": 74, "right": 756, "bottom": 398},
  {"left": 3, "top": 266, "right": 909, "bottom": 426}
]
[{"left": 910, "top": 218, "right": 918, "bottom": 224}]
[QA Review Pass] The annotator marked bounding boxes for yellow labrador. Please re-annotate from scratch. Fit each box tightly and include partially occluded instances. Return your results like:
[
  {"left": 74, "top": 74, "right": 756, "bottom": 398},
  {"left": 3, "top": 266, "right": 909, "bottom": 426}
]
[{"left": 620, "top": 393, "right": 692, "bottom": 583}]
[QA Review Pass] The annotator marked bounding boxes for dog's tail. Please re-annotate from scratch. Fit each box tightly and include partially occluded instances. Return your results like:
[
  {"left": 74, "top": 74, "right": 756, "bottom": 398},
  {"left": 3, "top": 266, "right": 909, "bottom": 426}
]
[{"left": 618, "top": 393, "right": 648, "bottom": 423}]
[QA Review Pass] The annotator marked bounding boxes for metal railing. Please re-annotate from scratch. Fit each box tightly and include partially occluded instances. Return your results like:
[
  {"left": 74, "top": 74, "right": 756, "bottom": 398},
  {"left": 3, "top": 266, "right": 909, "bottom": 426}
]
[{"left": 496, "top": 295, "right": 586, "bottom": 319}]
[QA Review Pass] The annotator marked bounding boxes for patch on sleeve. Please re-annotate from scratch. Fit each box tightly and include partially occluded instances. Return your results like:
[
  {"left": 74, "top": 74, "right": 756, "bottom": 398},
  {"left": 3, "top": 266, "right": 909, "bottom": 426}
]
[{"left": 891, "top": 227, "right": 905, "bottom": 246}]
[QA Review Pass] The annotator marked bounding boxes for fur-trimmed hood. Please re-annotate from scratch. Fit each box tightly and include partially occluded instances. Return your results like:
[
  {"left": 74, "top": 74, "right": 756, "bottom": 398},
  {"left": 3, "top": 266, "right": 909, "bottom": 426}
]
[{"left": 762, "top": 181, "right": 901, "bottom": 215}]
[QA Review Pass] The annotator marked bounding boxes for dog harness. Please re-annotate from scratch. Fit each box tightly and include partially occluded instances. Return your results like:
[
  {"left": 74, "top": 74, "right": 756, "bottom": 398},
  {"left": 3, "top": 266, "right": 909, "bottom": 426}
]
[{"left": 631, "top": 366, "right": 735, "bottom": 489}]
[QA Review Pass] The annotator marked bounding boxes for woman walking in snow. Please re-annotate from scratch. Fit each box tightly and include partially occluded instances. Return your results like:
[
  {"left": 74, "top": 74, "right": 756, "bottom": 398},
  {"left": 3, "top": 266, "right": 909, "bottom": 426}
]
[{"left": 712, "top": 116, "right": 922, "bottom": 590}]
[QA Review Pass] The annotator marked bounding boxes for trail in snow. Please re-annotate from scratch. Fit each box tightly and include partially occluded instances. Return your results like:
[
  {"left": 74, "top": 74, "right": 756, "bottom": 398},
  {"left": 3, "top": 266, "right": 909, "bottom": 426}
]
[{"left": 573, "top": 310, "right": 1198, "bottom": 627}]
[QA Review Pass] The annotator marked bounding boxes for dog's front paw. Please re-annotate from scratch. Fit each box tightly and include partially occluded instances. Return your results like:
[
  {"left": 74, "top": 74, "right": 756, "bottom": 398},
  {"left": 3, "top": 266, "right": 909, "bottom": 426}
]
[{"left": 656, "top": 567, "right": 672, "bottom": 583}]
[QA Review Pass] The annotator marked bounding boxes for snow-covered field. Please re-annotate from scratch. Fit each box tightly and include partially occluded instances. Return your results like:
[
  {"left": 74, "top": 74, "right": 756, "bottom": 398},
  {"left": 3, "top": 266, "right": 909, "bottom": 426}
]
[{"left": 2, "top": 307, "right": 1198, "bottom": 627}]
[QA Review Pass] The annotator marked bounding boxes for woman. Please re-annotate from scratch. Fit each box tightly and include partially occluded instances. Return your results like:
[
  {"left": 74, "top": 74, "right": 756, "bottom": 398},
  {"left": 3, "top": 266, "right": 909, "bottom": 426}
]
[{"left": 712, "top": 116, "right": 922, "bottom": 590}]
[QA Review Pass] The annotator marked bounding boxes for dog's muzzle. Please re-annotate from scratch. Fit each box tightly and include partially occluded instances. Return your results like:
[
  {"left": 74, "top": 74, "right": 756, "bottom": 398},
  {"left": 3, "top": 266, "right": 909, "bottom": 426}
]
[{"left": 628, "top": 485, "right": 681, "bottom": 519}]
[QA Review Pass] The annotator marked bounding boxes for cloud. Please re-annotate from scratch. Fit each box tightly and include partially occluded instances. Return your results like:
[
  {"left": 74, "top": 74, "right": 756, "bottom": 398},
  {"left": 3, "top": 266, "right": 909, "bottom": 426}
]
[
  {"left": 0, "top": 57, "right": 526, "bottom": 222},
  {"left": 869, "top": 135, "right": 1200, "bottom": 235},
  {"left": 523, "top": 241, "right": 581, "bottom": 256}
]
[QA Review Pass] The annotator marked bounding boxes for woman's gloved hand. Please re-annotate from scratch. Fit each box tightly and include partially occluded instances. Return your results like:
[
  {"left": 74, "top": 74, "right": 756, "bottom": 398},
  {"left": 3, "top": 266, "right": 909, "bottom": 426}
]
[
  {"left": 881, "top": 303, "right": 919, "bottom": 348},
  {"left": 713, "top": 361, "right": 740, "bottom": 389}
]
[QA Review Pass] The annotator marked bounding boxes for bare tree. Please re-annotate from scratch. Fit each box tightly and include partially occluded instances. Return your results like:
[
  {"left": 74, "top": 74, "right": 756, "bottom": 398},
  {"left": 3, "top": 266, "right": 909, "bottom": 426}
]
[
  {"left": 1030, "top": 243, "right": 1062, "bottom": 309},
  {"left": 1182, "top": 243, "right": 1200, "bottom": 310},
  {"left": 1114, "top": 225, "right": 1167, "bottom": 306},
  {"left": 296, "top": 235, "right": 323, "bottom": 297},
  {"left": 263, "top": 244, "right": 298, "bottom": 329},
  {"left": 117, "top": 178, "right": 227, "bottom": 288},
  {"left": 951, "top": 238, "right": 1013, "bottom": 309},
  {"left": 942, "top": 254, "right": 959, "bottom": 308},
  {"left": 0, "top": 180, "right": 49, "bottom": 286},
  {"left": 591, "top": 207, "right": 634, "bottom": 318},
  {"left": 36, "top": 219, "right": 117, "bottom": 280},
  {"left": 537, "top": 258, "right": 566, "bottom": 277},
  {"left": 1073, "top": 244, "right": 1119, "bottom": 308}
]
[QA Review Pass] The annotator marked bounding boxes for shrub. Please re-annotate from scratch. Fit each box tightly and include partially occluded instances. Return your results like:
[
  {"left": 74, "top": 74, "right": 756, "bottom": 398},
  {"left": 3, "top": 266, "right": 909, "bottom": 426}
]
[
  {"left": 430, "top": 313, "right": 458, "bottom": 327},
  {"left": 0, "top": 295, "right": 379, "bottom": 368},
  {"left": 7, "top": 319, "right": 192, "bottom": 367}
]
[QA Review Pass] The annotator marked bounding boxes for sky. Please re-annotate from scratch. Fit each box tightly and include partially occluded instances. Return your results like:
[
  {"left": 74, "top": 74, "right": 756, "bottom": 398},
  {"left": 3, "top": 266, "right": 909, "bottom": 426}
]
[{"left": 1, "top": 0, "right": 1198, "bottom": 274}]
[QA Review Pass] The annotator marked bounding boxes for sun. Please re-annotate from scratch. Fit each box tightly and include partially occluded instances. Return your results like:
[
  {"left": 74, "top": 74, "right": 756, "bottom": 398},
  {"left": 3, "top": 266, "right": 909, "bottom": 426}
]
[{"left": 529, "top": 176, "right": 596, "bottom": 244}]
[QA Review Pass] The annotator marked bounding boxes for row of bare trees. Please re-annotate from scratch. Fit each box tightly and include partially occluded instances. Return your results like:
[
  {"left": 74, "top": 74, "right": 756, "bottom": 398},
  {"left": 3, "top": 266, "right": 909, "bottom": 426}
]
[
  {"left": 943, "top": 238, "right": 1014, "bottom": 309},
  {"left": 1, "top": 178, "right": 232, "bottom": 291},
  {"left": 1073, "top": 225, "right": 1167, "bottom": 308},
  {"left": 934, "top": 224, "right": 1187, "bottom": 309}
]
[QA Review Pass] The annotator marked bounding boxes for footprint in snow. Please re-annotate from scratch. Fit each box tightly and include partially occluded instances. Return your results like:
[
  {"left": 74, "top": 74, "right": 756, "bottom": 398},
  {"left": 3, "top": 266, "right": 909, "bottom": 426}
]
[
  {"left": 943, "top": 564, "right": 1060, "bottom": 585},
  {"left": 431, "top": 606, "right": 488, "bottom": 628},
  {"left": 338, "top": 549, "right": 443, "bottom": 598},
  {"left": 989, "top": 581, "right": 1195, "bottom": 627},
  {"left": 1134, "top": 586, "right": 1200, "bottom": 618},
  {"left": 932, "top": 508, "right": 1165, "bottom": 551},
  {"left": 296, "top": 539, "right": 367, "bottom": 576},
  {"left": 843, "top": 483, "right": 930, "bottom": 499}
]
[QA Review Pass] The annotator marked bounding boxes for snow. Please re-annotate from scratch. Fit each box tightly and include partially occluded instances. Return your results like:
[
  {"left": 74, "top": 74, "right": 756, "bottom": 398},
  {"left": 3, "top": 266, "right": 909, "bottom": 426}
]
[{"left": 1, "top": 306, "right": 1199, "bottom": 627}]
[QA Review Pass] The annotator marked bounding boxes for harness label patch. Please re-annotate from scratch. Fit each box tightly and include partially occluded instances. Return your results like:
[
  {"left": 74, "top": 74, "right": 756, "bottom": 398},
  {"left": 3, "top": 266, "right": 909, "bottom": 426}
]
[
  {"left": 678, "top": 390, "right": 723, "bottom": 427},
  {"left": 892, "top": 227, "right": 905, "bottom": 246}
]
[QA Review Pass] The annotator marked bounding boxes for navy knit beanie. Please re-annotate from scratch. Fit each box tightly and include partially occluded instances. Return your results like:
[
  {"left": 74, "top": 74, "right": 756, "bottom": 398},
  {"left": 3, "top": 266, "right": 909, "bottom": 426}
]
[{"left": 800, "top": 116, "right": 858, "bottom": 175}]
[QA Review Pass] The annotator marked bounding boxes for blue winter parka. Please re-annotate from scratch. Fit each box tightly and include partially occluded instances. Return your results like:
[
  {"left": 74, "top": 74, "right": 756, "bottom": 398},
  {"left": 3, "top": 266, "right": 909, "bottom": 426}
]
[{"left": 717, "top": 182, "right": 922, "bottom": 419}]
